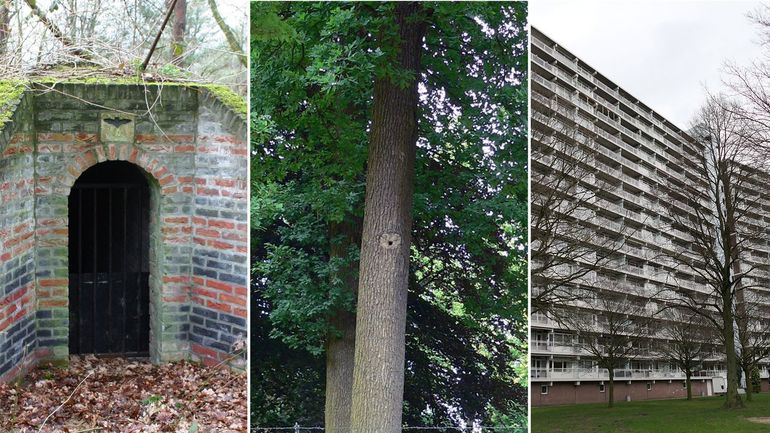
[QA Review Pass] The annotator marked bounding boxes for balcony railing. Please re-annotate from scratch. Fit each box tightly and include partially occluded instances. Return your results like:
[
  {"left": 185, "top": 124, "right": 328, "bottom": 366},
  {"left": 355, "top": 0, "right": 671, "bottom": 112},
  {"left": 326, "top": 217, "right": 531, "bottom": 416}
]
[{"left": 530, "top": 367, "right": 729, "bottom": 381}]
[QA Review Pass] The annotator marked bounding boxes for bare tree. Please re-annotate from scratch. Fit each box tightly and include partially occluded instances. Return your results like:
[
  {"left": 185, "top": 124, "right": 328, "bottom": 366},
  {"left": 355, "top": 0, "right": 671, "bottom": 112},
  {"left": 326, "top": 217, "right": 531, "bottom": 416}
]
[
  {"left": 657, "top": 307, "right": 712, "bottom": 400},
  {"left": 1, "top": 0, "right": 246, "bottom": 92},
  {"left": 208, "top": 0, "right": 246, "bottom": 67},
  {"left": 657, "top": 95, "right": 767, "bottom": 409},
  {"left": 531, "top": 95, "right": 634, "bottom": 317},
  {"left": 564, "top": 289, "right": 653, "bottom": 408},
  {"left": 23, "top": 0, "right": 87, "bottom": 59}
]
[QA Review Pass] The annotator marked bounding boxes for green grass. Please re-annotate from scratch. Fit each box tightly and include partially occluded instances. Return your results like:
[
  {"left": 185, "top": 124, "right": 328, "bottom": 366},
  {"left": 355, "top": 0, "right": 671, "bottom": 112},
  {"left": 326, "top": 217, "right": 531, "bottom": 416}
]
[{"left": 533, "top": 394, "right": 770, "bottom": 433}]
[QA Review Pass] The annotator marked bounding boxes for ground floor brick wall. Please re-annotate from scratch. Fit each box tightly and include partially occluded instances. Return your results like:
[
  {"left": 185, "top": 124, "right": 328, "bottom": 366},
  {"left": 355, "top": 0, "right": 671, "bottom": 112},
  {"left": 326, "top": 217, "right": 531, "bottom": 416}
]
[
  {"left": 0, "top": 82, "right": 246, "bottom": 382},
  {"left": 0, "top": 94, "right": 37, "bottom": 381},
  {"left": 188, "top": 97, "right": 248, "bottom": 367},
  {"left": 532, "top": 380, "right": 711, "bottom": 407}
]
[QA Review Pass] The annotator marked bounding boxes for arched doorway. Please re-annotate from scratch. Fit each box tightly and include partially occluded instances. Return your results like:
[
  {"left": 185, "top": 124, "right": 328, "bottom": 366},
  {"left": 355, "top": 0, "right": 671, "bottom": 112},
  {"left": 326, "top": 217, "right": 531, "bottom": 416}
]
[{"left": 68, "top": 161, "right": 151, "bottom": 357}]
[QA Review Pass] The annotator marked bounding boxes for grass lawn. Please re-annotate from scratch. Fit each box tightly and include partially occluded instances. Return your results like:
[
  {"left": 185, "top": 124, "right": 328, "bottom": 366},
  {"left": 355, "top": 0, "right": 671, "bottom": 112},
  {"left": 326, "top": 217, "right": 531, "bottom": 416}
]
[{"left": 533, "top": 393, "right": 770, "bottom": 433}]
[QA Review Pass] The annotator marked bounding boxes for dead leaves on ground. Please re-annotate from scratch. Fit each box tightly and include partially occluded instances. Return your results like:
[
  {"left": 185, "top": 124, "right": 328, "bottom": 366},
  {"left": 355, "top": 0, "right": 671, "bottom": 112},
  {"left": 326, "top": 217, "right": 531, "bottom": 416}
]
[{"left": 0, "top": 355, "right": 247, "bottom": 433}]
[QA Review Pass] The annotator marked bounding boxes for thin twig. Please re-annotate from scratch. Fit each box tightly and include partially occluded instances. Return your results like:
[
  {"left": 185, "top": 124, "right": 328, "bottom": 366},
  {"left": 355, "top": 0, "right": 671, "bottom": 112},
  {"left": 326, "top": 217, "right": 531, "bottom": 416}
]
[{"left": 37, "top": 371, "right": 94, "bottom": 432}]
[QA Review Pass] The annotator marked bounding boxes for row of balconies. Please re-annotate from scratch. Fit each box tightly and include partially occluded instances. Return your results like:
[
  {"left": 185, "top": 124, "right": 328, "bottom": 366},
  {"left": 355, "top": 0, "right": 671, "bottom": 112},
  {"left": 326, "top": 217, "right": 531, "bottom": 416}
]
[
  {"left": 534, "top": 51, "right": 693, "bottom": 162},
  {"left": 532, "top": 37, "right": 696, "bottom": 147},
  {"left": 530, "top": 367, "right": 736, "bottom": 382},
  {"left": 533, "top": 72, "right": 702, "bottom": 195}
]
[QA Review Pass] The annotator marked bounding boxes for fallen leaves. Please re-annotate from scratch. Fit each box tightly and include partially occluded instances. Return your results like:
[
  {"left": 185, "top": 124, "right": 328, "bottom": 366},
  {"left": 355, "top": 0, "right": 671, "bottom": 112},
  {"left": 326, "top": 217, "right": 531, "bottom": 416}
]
[{"left": 0, "top": 355, "right": 247, "bottom": 433}]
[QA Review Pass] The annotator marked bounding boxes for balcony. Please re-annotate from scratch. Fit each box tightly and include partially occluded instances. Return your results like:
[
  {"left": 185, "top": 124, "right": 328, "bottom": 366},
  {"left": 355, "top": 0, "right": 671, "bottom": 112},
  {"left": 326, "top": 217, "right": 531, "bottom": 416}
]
[{"left": 530, "top": 367, "right": 726, "bottom": 382}]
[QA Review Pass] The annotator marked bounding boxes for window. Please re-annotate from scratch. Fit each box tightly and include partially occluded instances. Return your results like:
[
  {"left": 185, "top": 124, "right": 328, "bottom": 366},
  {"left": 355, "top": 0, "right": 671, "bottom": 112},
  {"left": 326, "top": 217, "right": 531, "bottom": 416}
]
[
  {"left": 683, "top": 381, "right": 687, "bottom": 389},
  {"left": 541, "top": 385, "right": 549, "bottom": 395},
  {"left": 647, "top": 383, "right": 652, "bottom": 391},
  {"left": 599, "top": 384, "right": 605, "bottom": 393}
]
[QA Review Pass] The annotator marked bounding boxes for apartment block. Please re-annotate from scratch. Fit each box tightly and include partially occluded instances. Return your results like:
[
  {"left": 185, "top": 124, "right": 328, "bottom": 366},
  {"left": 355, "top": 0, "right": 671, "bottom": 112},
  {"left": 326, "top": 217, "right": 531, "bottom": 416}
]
[{"left": 530, "top": 27, "right": 770, "bottom": 406}]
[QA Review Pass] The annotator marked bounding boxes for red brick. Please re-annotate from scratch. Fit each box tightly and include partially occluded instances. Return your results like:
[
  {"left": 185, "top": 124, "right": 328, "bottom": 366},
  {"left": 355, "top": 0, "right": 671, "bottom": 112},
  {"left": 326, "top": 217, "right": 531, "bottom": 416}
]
[
  {"left": 39, "top": 279, "right": 67, "bottom": 287},
  {"left": 165, "top": 217, "right": 189, "bottom": 224},
  {"left": 193, "top": 287, "right": 217, "bottom": 299},
  {"left": 39, "top": 299, "right": 67, "bottom": 308},
  {"left": 191, "top": 343, "right": 219, "bottom": 360},
  {"left": 159, "top": 175, "right": 174, "bottom": 186},
  {"left": 197, "top": 187, "right": 219, "bottom": 196},
  {"left": 206, "top": 300, "right": 231, "bottom": 314},
  {"left": 219, "top": 293, "right": 246, "bottom": 307},
  {"left": 208, "top": 219, "right": 234, "bottom": 229},
  {"left": 206, "top": 279, "right": 234, "bottom": 293},
  {"left": 195, "top": 228, "right": 219, "bottom": 238}
]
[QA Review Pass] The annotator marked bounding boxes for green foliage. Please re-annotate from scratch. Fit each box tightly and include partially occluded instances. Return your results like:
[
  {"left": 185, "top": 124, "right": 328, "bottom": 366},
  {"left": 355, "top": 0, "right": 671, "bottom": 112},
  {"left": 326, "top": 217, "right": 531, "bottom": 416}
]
[
  {"left": 250, "top": 306, "right": 325, "bottom": 427},
  {"left": 251, "top": 1, "right": 528, "bottom": 428}
]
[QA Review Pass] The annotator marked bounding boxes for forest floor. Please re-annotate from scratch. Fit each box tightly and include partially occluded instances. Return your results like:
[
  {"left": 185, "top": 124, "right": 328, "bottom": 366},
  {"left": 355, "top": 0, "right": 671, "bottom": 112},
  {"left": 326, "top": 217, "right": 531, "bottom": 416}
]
[
  {"left": 0, "top": 355, "right": 247, "bottom": 433},
  {"left": 533, "top": 393, "right": 770, "bottom": 433}
]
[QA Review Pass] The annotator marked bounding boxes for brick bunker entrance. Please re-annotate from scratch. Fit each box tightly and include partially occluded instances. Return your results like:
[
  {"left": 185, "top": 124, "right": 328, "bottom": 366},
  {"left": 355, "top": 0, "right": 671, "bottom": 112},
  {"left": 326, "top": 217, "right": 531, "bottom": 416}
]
[
  {"left": 68, "top": 161, "right": 151, "bottom": 357},
  {"left": 0, "top": 81, "right": 247, "bottom": 383}
]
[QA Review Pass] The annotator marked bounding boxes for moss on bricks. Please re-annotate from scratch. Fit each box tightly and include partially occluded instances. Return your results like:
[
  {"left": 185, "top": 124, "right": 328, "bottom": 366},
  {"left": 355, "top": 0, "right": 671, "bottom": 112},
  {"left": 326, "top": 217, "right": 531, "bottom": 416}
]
[
  {"left": 0, "top": 80, "right": 27, "bottom": 130},
  {"left": 1, "top": 75, "right": 247, "bottom": 128},
  {"left": 200, "top": 84, "right": 247, "bottom": 117},
  {"left": 29, "top": 77, "right": 247, "bottom": 117}
]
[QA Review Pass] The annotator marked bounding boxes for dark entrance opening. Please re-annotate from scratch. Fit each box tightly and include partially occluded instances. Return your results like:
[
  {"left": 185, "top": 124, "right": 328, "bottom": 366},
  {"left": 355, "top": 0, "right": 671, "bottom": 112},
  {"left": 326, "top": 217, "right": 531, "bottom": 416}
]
[{"left": 68, "top": 161, "right": 150, "bottom": 357}]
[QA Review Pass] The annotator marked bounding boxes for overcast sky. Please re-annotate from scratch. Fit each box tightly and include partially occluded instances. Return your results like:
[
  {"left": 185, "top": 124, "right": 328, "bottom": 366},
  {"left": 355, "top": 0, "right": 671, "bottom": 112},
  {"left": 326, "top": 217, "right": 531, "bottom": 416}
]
[{"left": 531, "top": 0, "right": 765, "bottom": 128}]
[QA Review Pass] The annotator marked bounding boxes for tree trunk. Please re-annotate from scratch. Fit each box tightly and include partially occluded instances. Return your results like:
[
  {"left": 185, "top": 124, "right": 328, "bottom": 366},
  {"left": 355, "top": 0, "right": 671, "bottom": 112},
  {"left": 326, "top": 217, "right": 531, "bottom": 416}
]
[
  {"left": 325, "top": 311, "right": 356, "bottom": 433},
  {"left": 349, "top": 3, "right": 426, "bottom": 433},
  {"left": 721, "top": 163, "right": 743, "bottom": 409},
  {"left": 686, "top": 371, "right": 692, "bottom": 400},
  {"left": 744, "top": 366, "right": 753, "bottom": 402},
  {"left": 723, "top": 304, "right": 744, "bottom": 408},
  {"left": 171, "top": 0, "right": 186, "bottom": 66},
  {"left": 0, "top": 0, "right": 10, "bottom": 57},
  {"left": 324, "top": 221, "right": 360, "bottom": 433},
  {"left": 608, "top": 369, "right": 615, "bottom": 408}
]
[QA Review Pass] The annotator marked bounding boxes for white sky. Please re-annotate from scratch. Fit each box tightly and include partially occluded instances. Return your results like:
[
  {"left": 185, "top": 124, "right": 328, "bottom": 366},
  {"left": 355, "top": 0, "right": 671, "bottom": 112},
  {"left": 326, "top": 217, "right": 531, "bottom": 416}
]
[{"left": 531, "top": 0, "right": 765, "bottom": 128}]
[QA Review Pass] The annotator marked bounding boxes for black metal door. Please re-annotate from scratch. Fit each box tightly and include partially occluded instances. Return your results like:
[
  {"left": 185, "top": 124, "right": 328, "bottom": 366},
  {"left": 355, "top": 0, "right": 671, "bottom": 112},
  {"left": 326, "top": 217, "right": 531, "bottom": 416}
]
[{"left": 68, "top": 162, "right": 150, "bottom": 357}]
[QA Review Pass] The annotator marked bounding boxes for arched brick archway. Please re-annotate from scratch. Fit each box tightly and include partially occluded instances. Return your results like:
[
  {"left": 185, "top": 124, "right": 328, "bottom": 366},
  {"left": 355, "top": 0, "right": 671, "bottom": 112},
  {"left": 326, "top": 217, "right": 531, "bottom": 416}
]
[
  {"left": 0, "top": 83, "right": 247, "bottom": 382},
  {"left": 38, "top": 151, "right": 191, "bottom": 364}
]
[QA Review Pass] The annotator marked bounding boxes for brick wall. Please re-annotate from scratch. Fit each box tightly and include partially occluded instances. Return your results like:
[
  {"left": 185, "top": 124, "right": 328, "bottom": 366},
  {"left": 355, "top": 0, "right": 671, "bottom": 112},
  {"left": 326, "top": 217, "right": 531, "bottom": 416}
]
[
  {"left": 532, "top": 380, "right": 711, "bottom": 406},
  {"left": 0, "top": 92, "right": 37, "bottom": 382},
  {"left": 189, "top": 92, "right": 248, "bottom": 367},
  {"left": 0, "top": 82, "right": 247, "bottom": 382}
]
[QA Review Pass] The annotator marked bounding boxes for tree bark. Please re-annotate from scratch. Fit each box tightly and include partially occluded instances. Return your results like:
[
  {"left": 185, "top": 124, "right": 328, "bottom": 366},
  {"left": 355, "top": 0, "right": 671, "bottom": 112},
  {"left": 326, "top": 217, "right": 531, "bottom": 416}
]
[
  {"left": 686, "top": 371, "right": 692, "bottom": 400},
  {"left": 744, "top": 366, "right": 753, "bottom": 402},
  {"left": 325, "top": 312, "right": 355, "bottom": 433},
  {"left": 349, "top": 3, "right": 426, "bottom": 432},
  {"left": 0, "top": 0, "right": 10, "bottom": 57},
  {"left": 608, "top": 369, "right": 615, "bottom": 408},
  {"left": 171, "top": 0, "right": 187, "bottom": 66},
  {"left": 324, "top": 221, "right": 360, "bottom": 433},
  {"left": 722, "top": 166, "right": 744, "bottom": 409},
  {"left": 723, "top": 303, "right": 744, "bottom": 408}
]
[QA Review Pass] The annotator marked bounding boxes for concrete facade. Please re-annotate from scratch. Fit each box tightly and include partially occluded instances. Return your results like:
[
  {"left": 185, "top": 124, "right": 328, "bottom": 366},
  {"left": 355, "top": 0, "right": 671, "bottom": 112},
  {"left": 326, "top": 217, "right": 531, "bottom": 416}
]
[
  {"left": 0, "top": 82, "right": 247, "bottom": 383},
  {"left": 531, "top": 27, "right": 770, "bottom": 406}
]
